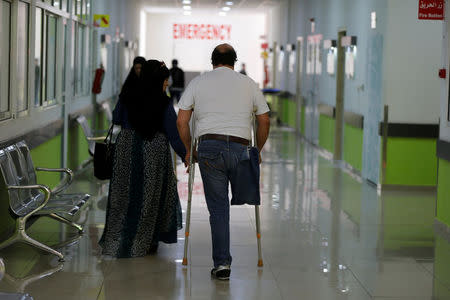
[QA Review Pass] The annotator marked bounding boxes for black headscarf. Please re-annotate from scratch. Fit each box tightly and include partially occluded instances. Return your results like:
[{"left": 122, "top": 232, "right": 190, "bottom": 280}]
[
  {"left": 119, "top": 56, "right": 146, "bottom": 105},
  {"left": 126, "top": 59, "right": 170, "bottom": 140}
]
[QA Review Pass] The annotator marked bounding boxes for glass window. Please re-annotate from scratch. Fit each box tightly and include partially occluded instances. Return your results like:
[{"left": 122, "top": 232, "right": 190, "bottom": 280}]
[
  {"left": 62, "top": 21, "right": 67, "bottom": 93},
  {"left": 75, "top": 23, "right": 85, "bottom": 95},
  {"left": 86, "top": 0, "right": 91, "bottom": 18},
  {"left": 81, "top": 0, "right": 86, "bottom": 20},
  {"left": 83, "top": 26, "right": 89, "bottom": 93},
  {"left": 61, "top": 0, "right": 67, "bottom": 12},
  {"left": 34, "top": 8, "right": 43, "bottom": 106},
  {"left": 45, "top": 13, "right": 57, "bottom": 103},
  {"left": 76, "top": 0, "right": 82, "bottom": 18},
  {"left": 0, "top": 0, "right": 11, "bottom": 120},
  {"left": 17, "top": 1, "right": 29, "bottom": 112},
  {"left": 43, "top": 0, "right": 52, "bottom": 5}
]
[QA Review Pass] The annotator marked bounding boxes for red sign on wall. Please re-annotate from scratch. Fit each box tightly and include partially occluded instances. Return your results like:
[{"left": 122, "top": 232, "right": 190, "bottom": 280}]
[
  {"left": 173, "top": 24, "right": 232, "bottom": 40},
  {"left": 418, "top": 0, "right": 444, "bottom": 20}
]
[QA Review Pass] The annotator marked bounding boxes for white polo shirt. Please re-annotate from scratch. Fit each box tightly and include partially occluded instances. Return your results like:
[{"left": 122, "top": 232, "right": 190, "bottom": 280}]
[{"left": 178, "top": 67, "right": 270, "bottom": 140}]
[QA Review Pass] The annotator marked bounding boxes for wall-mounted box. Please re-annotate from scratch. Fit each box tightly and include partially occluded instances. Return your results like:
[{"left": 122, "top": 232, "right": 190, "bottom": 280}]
[
  {"left": 323, "top": 39, "right": 337, "bottom": 49},
  {"left": 341, "top": 36, "right": 357, "bottom": 47},
  {"left": 286, "top": 43, "right": 296, "bottom": 52}
]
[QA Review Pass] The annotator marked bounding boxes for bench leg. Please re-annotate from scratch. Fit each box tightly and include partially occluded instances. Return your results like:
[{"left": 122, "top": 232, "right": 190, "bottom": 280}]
[
  {"left": 21, "top": 232, "right": 65, "bottom": 261},
  {"left": 0, "top": 233, "right": 20, "bottom": 250},
  {"left": 0, "top": 219, "right": 64, "bottom": 261},
  {"left": 49, "top": 213, "right": 84, "bottom": 233}
]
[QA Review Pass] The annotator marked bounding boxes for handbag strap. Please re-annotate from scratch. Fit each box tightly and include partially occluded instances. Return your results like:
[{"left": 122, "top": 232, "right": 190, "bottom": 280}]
[{"left": 104, "top": 125, "right": 114, "bottom": 144}]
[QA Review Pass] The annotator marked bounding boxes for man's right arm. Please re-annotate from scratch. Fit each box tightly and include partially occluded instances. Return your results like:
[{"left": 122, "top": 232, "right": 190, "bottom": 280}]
[{"left": 176, "top": 109, "right": 193, "bottom": 167}]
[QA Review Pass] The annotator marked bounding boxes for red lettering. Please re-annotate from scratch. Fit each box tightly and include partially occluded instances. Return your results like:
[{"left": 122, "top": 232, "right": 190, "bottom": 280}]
[
  {"left": 173, "top": 23, "right": 232, "bottom": 40},
  {"left": 179, "top": 24, "right": 187, "bottom": 39},
  {"left": 220, "top": 25, "right": 226, "bottom": 40},
  {"left": 173, "top": 24, "right": 179, "bottom": 39},
  {"left": 226, "top": 25, "right": 232, "bottom": 40},
  {"left": 200, "top": 24, "right": 206, "bottom": 39},
  {"left": 187, "top": 24, "right": 193, "bottom": 39},
  {"left": 207, "top": 24, "right": 212, "bottom": 40},
  {"left": 213, "top": 25, "right": 221, "bottom": 40},
  {"left": 193, "top": 24, "right": 199, "bottom": 39}
]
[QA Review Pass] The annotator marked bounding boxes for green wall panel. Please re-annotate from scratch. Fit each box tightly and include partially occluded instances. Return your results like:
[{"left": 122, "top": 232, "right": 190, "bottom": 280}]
[
  {"left": 68, "top": 119, "right": 91, "bottom": 170},
  {"left": 382, "top": 191, "right": 435, "bottom": 250},
  {"left": 434, "top": 236, "right": 450, "bottom": 298},
  {"left": 319, "top": 114, "right": 335, "bottom": 153},
  {"left": 30, "top": 135, "right": 62, "bottom": 188},
  {"left": 281, "top": 98, "right": 297, "bottom": 128},
  {"left": 437, "top": 158, "right": 450, "bottom": 226},
  {"left": 343, "top": 124, "right": 363, "bottom": 172},
  {"left": 384, "top": 138, "right": 437, "bottom": 186},
  {"left": 282, "top": 99, "right": 288, "bottom": 124}
]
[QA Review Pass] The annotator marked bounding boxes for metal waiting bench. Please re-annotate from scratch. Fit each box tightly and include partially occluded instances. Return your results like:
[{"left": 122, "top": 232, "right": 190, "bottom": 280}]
[
  {"left": 0, "top": 141, "right": 90, "bottom": 261},
  {"left": 74, "top": 115, "right": 107, "bottom": 157}
]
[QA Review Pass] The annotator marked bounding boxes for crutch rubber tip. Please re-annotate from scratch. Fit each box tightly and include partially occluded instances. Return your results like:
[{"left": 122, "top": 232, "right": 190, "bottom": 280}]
[
  {"left": 182, "top": 258, "right": 188, "bottom": 266},
  {"left": 258, "top": 259, "right": 263, "bottom": 267}
]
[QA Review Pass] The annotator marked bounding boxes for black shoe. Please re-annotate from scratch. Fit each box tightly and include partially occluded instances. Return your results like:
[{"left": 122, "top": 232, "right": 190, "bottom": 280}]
[{"left": 211, "top": 265, "right": 231, "bottom": 281}]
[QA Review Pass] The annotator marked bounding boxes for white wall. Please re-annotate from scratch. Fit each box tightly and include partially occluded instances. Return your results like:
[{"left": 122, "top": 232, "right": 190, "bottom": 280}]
[
  {"left": 383, "top": 0, "right": 442, "bottom": 124},
  {"left": 144, "top": 11, "right": 266, "bottom": 85}
]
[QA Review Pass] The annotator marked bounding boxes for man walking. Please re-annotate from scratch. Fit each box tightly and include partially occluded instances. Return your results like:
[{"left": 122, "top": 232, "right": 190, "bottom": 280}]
[
  {"left": 177, "top": 44, "right": 270, "bottom": 280},
  {"left": 169, "top": 59, "right": 185, "bottom": 103}
]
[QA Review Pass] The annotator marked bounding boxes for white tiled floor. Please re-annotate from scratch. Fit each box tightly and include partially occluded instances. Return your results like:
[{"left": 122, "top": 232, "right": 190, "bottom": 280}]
[{"left": 0, "top": 127, "right": 449, "bottom": 299}]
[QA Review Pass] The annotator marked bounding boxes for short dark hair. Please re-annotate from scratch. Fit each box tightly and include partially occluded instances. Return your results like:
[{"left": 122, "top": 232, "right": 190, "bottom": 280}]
[
  {"left": 172, "top": 59, "right": 178, "bottom": 66},
  {"left": 211, "top": 45, "right": 237, "bottom": 67}
]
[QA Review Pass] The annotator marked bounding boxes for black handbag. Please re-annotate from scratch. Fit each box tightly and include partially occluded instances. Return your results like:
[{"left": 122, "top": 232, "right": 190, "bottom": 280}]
[
  {"left": 230, "top": 146, "right": 261, "bottom": 206},
  {"left": 94, "top": 126, "right": 115, "bottom": 180}
]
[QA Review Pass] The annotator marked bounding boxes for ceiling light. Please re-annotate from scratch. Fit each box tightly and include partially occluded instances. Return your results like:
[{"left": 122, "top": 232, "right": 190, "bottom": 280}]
[
  {"left": 183, "top": 5, "right": 191, "bottom": 10},
  {"left": 182, "top": 0, "right": 191, "bottom": 3},
  {"left": 222, "top": 6, "right": 231, "bottom": 11},
  {"left": 183, "top": 11, "right": 192, "bottom": 15},
  {"left": 219, "top": 11, "right": 227, "bottom": 16},
  {"left": 226, "top": 1, "right": 234, "bottom": 5}
]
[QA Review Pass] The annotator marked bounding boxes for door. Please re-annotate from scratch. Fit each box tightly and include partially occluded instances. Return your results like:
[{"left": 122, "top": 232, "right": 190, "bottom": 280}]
[
  {"left": 295, "top": 38, "right": 303, "bottom": 134},
  {"left": 362, "top": 32, "right": 383, "bottom": 184},
  {"left": 304, "top": 34, "right": 322, "bottom": 144}
]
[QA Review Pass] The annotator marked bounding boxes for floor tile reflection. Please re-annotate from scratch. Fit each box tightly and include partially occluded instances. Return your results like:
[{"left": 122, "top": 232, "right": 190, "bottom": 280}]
[{"left": 0, "top": 128, "right": 449, "bottom": 299}]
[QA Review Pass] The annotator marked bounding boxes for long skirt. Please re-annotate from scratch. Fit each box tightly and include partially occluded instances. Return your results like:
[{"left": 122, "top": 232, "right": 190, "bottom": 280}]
[{"left": 99, "top": 129, "right": 182, "bottom": 258}]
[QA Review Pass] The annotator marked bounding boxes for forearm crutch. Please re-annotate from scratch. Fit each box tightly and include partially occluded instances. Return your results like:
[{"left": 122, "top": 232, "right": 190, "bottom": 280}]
[
  {"left": 253, "top": 115, "right": 264, "bottom": 267},
  {"left": 182, "top": 117, "right": 196, "bottom": 266}
]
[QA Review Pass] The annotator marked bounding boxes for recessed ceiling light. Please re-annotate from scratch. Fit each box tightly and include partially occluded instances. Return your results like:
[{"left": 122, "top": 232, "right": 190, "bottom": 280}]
[
  {"left": 222, "top": 6, "right": 231, "bottom": 11},
  {"left": 183, "top": 5, "right": 191, "bottom": 10},
  {"left": 219, "top": 11, "right": 227, "bottom": 16},
  {"left": 183, "top": 11, "right": 192, "bottom": 15},
  {"left": 182, "top": 0, "right": 191, "bottom": 3},
  {"left": 226, "top": 1, "right": 234, "bottom": 5}
]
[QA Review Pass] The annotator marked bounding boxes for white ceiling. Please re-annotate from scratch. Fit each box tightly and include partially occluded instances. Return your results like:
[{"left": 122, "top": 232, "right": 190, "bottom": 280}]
[{"left": 142, "top": 0, "right": 280, "bottom": 13}]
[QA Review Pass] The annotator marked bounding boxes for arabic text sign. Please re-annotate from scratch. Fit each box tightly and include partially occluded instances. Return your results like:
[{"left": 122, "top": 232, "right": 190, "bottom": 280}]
[
  {"left": 173, "top": 24, "right": 232, "bottom": 40},
  {"left": 418, "top": 0, "right": 444, "bottom": 20}
]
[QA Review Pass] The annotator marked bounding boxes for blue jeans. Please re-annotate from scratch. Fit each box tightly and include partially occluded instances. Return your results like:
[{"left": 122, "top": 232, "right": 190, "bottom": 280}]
[{"left": 198, "top": 139, "right": 248, "bottom": 267}]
